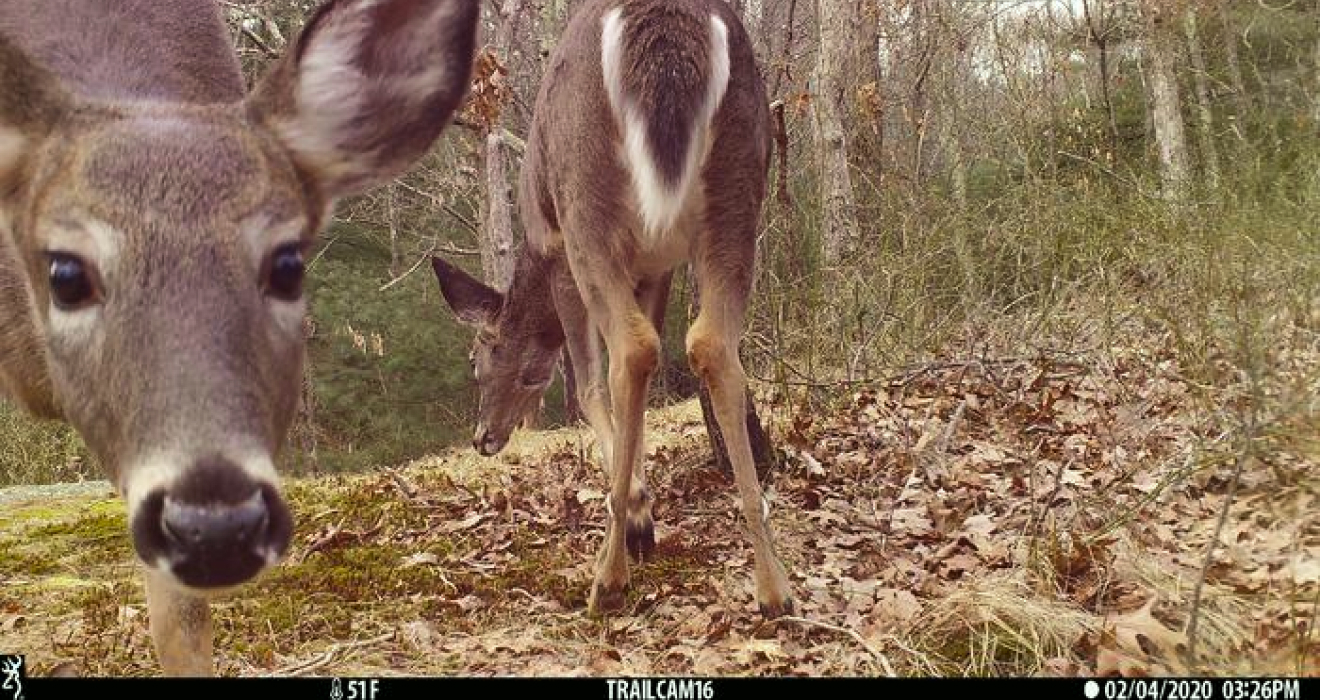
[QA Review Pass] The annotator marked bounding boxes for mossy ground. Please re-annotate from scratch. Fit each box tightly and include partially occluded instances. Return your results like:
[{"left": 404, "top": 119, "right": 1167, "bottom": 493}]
[{"left": 1, "top": 332, "right": 1315, "bottom": 678}]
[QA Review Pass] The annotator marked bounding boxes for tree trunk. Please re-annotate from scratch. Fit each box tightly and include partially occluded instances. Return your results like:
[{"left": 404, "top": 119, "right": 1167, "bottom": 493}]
[
  {"left": 1184, "top": 8, "right": 1220, "bottom": 190},
  {"left": 812, "top": 0, "right": 860, "bottom": 266},
  {"left": 688, "top": 270, "right": 777, "bottom": 478},
  {"left": 294, "top": 317, "right": 319, "bottom": 476},
  {"left": 1096, "top": 39, "right": 1119, "bottom": 155},
  {"left": 1217, "top": 0, "right": 1247, "bottom": 112},
  {"left": 909, "top": 0, "right": 934, "bottom": 187},
  {"left": 853, "top": 0, "right": 883, "bottom": 168},
  {"left": 937, "top": 3, "right": 967, "bottom": 208},
  {"left": 560, "top": 347, "right": 583, "bottom": 424},
  {"left": 482, "top": 132, "right": 517, "bottom": 289},
  {"left": 1314, "top": 0, "right": 1320, "bottom": 129},
  {"left": 1141, "top": 0, "right": 1191, "bottom": 202},
  {"left": 479, "top": 0, "right": 526, "bottom": 291}
]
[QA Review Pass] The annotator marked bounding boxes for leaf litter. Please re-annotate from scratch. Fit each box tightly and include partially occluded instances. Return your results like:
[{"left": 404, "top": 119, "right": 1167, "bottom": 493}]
[{"left": 0, "top": 313, "right": 1316, "bottom": 678}]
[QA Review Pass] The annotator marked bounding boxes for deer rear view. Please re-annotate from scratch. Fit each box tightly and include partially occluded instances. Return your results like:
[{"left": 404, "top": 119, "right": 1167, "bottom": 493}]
[
  {"left": 433, "top": 0, "right": 795, "bottom": 618},
  {"left": 0, "top": 0, "right": 479, "bottom": 675}
]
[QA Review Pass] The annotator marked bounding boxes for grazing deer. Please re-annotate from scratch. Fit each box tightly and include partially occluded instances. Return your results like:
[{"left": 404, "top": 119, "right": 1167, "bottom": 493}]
[
  {"left": 432, "top": 0, "right": 795, "bottom": 618},
  {"left": 0, "top": 0, "right": 479, "bottom": 675}
]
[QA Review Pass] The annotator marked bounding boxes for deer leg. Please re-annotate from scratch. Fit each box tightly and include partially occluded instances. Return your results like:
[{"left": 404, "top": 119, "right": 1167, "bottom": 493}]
[
  {"left": 144, "top": 569, "right": 214, "bottom": 676},
  {"left": 622, "top": 271, "right": 673, "bottom": 560},
  {"left": 685, "top": 274, "right": 795, "bottom": 619},
  {"left": 574, "top": 280, "right": 659, "bottom": 616},
  {"left": 555, "top": 278, "right": 614, "bottom": 473}
]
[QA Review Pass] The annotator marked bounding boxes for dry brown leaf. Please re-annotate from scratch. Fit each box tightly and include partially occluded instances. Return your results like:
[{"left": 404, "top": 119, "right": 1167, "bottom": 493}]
[
  {"left": 873, "top": 588, "right": 922, "bottom": 626},
  {"left": 400, "top": 552, "right": 440, "bottom": 568},
  {"left": 440, "top": 512, "right": 489, "bottom": 534},
  {"left": 1100, "top": 598, "right": 1186, "bottom": 669}
]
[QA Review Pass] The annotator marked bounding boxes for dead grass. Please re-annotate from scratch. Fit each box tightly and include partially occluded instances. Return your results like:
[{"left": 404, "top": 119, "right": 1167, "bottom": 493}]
[{"left": 0, "top": 298, "right": 1315, "bottom": 678}]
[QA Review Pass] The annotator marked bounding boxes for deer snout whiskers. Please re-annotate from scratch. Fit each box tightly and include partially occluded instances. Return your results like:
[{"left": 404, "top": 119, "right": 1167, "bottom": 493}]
[{"left": 127, "top": 455, "right": 291, "bottom": 592}]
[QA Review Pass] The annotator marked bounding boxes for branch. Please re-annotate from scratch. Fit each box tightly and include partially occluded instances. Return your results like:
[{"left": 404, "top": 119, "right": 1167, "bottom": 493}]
[
  {"left": 269, "top": 632, "right": 394, "bottom": 677},
  {"left": 377, "top": 242, "right": 479, "bottom": 293},
  {"left": 240, "top": 27, "right": 278, "bottom": 58},
  {"left": 778, "top": 615, "right": 897, "bottom": 677},
  {"left": 1185, "top": 385, "right": 1259, "bottom": 669}
]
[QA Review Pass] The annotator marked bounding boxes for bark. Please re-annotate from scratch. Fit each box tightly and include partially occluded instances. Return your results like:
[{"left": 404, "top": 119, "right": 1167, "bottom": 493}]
[
  {"left": 1314, "top": 0, "right": 1320, "bottom": 129},
  {"left": 936, "top": 2, "right": 966, "bottom": 207},
  {"left": 1082, "top": 0, "right": 1121, "bottom": 152},
  {"left": 479, "top": 0, "right": 526, "bottom": 291},
  {"left": 853, "top": 0, "right": 883, "bottom": 166},
  {"left": 1141, "top": 0, "right": 1191, "bottom": 202},
  {"left": 482, "top": 132, "right": 517, "bottom": 290},
  {"left": 1184, "top": 8, "right": 1220, "bottom": 190},
  {"left": 1217, "top": 0, "right": 1247, "bottom": 111},
  {"left": 812, "top": 0, "right": 860, "bottom": 266},
  {"left": 294, "top": 317, "right": 319, "bottom": 476},
  {"left": 909, "top": 0, "right": 934, "bottom": 187},
  {"left": 560, "top": 347, "right": 583, "bottom": 424},
  {"left": 762, "top": 0, "right": 799, "bottom": 99}
]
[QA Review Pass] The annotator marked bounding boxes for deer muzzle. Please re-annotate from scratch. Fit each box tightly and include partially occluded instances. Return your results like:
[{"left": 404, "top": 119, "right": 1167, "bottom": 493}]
[{"left": 129, "top": 456, "right": 292, "bottom": 590}]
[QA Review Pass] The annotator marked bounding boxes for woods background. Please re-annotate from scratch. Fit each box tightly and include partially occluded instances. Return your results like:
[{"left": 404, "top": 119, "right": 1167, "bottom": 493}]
[{"left": 3, "top": 0, "right": 1318, "bottom": 485}]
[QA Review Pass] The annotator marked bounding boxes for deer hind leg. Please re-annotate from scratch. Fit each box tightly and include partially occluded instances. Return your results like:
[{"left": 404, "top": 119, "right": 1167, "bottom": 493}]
[
  {"left": 556, "top": 278, "right": 614, "bottom": 473},
  {"left": 621, "top": 270, "right": 673, "bottom": 561},
  {"left": 144, "top": 569, "right": 214, "bottom": 676},
  {"left": 571, "top": 273, "right": 662, "bottom": 616},
  {"left": 686, "top": 256, "right": 795, "bottom": 619}
]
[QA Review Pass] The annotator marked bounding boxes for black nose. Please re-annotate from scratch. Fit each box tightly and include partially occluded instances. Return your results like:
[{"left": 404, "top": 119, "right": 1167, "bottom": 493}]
[
  {"left": 130, "top": 458, "right": 292, "bottom": 589},
  {"left": 473, "top": 425, "right": 505, "bottom": 456},
  {"left": 162, "top": 491, "right": 268, "bottom": 554}
]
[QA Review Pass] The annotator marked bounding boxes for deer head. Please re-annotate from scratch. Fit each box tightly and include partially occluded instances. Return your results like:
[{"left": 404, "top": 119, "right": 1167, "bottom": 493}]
[
  {"left": 430, "top": 255, "right": 565, "bottom": 455},
  {"left": 0, "top": 0, "right": 480, "bottom": 592}
]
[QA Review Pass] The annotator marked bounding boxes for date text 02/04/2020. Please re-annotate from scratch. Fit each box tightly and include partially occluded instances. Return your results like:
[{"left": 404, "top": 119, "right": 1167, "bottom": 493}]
[{"left": 1095, "top": 679, "right": 1301, "bottom": 700}]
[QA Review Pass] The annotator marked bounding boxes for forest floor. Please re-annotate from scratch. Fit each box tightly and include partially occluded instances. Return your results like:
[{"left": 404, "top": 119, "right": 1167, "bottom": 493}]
[{"left": 1, "top": 299, "right": 1316, "bottom": 678}]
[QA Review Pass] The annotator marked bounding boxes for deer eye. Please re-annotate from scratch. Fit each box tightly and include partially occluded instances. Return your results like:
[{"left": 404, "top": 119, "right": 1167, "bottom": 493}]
[
  {"left": 47, "top": 253, "right": 100, "bottom": 310},
  {"left": 265, "top": 243, "right": 305, "bottom": 301}
]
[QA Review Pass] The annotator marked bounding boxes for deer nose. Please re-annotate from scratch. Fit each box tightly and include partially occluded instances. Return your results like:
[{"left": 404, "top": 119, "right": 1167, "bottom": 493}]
[
  {"left": 130, "top": 458, "right": 292, "bottom": 589},
  {"left": 473, "top": 424, "right": 506, "bottom": 456},
  {"left": 162, "top": 491, "right": 268, "bottom": 555}
]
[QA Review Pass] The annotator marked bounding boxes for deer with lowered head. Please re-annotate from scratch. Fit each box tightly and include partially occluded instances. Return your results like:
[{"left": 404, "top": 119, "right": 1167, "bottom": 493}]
[
  {"left": 432, "top": 0, "right": 795, "bottom": 618},
  {"left": 0, "top": 0, "right": 480, "bottom": 675}
]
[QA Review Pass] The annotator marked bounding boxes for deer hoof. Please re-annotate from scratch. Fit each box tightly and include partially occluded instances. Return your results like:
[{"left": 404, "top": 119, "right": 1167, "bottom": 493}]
[
  {"left": 625, "top": 517, "right": 655, "bottom": 561},
  {"left": 758, "top": 595, "right": 796, "bottom": 620},
  {"left": 587, "top": 581, "right": 628, "bottom": 617}
]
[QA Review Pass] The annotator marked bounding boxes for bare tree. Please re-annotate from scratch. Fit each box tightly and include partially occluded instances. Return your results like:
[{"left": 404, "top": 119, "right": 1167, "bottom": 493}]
[
  {"left": 1184, "top": 6, "right": 1220, "bottom": 189},
  {"left": 478, "top": 0, "right": 527, "bottom": 290},
  {"left": 1217, "top": 0, "right": 1248, "bottom": 112},
  {"left": 812, "top": 0, "right": 860, "bottom": 265},
  {"left": 1141, "top": 0, "right": 1191, "bottom": 201}
]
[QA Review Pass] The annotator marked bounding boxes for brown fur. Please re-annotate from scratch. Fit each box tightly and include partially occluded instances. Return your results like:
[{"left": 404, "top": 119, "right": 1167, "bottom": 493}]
[
  {"left": 435, "top": 0, "right": 793, "bottom": 619},
  {"left": 0, "top": 0, "right": 480, "bottom": 676}
]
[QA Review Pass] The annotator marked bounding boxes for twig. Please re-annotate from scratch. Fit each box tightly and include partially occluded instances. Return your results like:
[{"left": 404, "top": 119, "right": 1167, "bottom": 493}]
[
  {"left": 379, "top": 245, "right": 437, "bottom": 292},
  {"left": 779, "top": 615, "right": 897, "bottom": 677},
  {"left": 1056, "top": 150, "right": 1156, "bottom": 199},
  {"left": 1185, "top": 410, "right": 1257, "bottom": 669},
  {"left": 271, "top": 632, "right": 394, "bottom": 677},
  {"left": 239, "top": 27, "right": 278, "bottom": 58},
  {"left": 389, "top": 179, "right": 481, "bottom": 236}
]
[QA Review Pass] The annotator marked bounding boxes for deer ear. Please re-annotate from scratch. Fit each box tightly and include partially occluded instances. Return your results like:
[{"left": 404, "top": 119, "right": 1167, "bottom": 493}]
[
  {"left": 431, "top": 256, "right": 502, "bottom": 327},
  {"left": 247, "top": 0, "right": 480, "bottom": 200},
  {"left": 0, "top": 39, "right": 70, "bottom": 194}
]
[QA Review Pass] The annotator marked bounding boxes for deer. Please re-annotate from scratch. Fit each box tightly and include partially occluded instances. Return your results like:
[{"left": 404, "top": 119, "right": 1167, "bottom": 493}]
[
  {"left": 432, "top": 0, "right": 795, "bottom": 619},
  {"left": 0, "top": 0, "right": 479, "bottom": 676}
]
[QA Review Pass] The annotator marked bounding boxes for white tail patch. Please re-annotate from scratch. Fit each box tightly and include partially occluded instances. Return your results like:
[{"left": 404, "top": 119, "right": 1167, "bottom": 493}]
[{"left": 600, "top": 10, "right": 731, "bottom": 242}]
